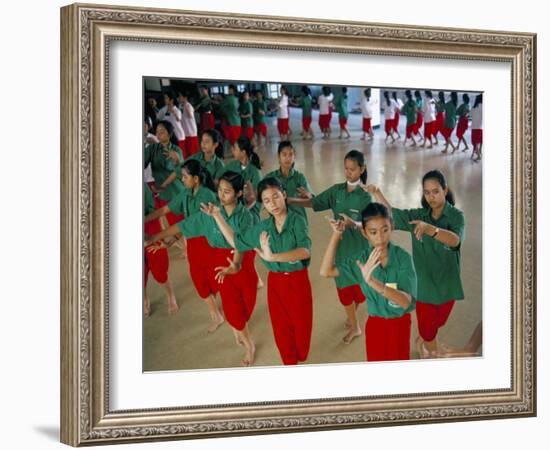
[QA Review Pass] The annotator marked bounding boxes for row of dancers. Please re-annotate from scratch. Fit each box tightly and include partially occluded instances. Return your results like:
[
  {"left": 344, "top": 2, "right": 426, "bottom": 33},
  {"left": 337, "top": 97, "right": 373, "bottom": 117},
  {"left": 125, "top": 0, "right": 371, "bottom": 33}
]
[
  {"left": 143, "top": 125, "right": 476, "bottom": 366},
  {"left": 146, "top": 85, "right": 483, "bottom": 162}
]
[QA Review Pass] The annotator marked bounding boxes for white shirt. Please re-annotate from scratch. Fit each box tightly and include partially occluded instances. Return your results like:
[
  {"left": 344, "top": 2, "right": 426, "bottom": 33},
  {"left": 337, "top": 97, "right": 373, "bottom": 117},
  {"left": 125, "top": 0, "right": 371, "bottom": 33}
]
[
  {"left": 318, "top": 94, "right": 333, "bottom": 115},
  {"left": 360, "top": 97, "right": 373, "bottom": 118},
  {"left": 277, "top": 95, "right": 289, "bottom": 119},
  {"left": 180, "top": 102, "right": 198, "bottom": 137},
  {"left": 471, "top": 104, "right": 483, "bottom": 129},
  {"left": 143, "top": 133, "right": 158, "bottom": 183},
  {"left": 423, "top": 98, "right": 437, "bottom": 123},
  {"left": 383, "top": 99, "right": 398, "bottom": 119},
  {"left": 157, "top": 105, "right": 186, "bottom": 141}
]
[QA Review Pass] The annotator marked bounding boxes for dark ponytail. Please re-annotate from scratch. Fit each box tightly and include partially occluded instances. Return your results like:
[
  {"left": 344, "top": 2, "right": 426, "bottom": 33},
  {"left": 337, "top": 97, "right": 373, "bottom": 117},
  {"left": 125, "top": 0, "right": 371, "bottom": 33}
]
[
  {"left": 237, "top": 136, "right": 261, "bottom": 170},
  {"left": 182, "top": 159, "right": 216, "bottom": 193},
  {"left": 344, "top": 149, "right": 367, "bottom": 184},
  {"left": 361, "top": 202, "right": 393, "bottom": 228},
  {"left": 473, "top": 93, "right": 482, "bottom": 108},
  {"left": 405, "top": 89, "right": 412, "bottom": 101},
  {"left": 219, "top": 170, "right": 245, "bottom": 204},
  {"left": 201, "top": 128, "right": 224, "bottom": 160},
  {"left": 421, "top": 170, "right": 455, "bottom": 208},
  {"left": 438, "top": 91, "right": 446, "bottom": 103},
  {"left": 450, "top": 91, "right": 458, "bottom": 107},
  {"left": 383, "top": 91, "right": 391, "bottom": 107}
]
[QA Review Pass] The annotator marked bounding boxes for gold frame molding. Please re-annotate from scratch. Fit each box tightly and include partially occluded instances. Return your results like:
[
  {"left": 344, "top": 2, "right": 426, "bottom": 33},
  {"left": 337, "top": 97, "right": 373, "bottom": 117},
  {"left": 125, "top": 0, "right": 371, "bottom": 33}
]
[{"left": 60, "top": 3, "right": 536, "bottom": 446}]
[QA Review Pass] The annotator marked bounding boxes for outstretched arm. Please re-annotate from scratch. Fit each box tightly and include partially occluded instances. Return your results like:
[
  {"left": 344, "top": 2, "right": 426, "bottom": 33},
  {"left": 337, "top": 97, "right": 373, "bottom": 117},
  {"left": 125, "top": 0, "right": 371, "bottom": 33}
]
[{"left": 319, "top": 218, "right": 345, "bottom": 278}]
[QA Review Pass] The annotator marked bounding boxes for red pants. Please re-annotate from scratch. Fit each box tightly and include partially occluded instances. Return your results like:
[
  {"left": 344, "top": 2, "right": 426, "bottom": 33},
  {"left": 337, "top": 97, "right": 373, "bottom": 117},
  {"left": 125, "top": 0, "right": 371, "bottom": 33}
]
[
  {"left": 384, "top": 118, "right": 394, "bottom": 135},
  {"left": 177, "top": 139, "right": 186, "bottom": 154},
  {"left": 302, "top": 116, "right": 312, "bottom": 132},
  {"left": 227, "top": 125, "right": 242, "bottom": 145},
  {"left": 424, "top": 121, "right": 435, "bottom": 140},
  {"left": 365, "top": 314, "right": 411, "bottom": 361},
  {"left": 200, "top": 112, "right": 215, "bottom": 133},
  {"left": 277, "top": 118, "right": 289, "bottom": 136},
  {"left": 254, "top": 123, "right": 267, "bottom": 137},
  {"left": 212, "top": 248, "right": 258, "bottom": 331},
  {"left": 144, "top": 219, "right": 169, "bottom": 287},
  {"left": 242, "top": 126, "right": 254, "bottom": 140},
  {"left": 267, "top": 269, "right": 313, "bottom": 365},
  {"left": 456, "top": 116, "right": 469, "bottom": 139},
  {"left": 183, "top": 136, "right": 199, "bottom": 158},
  {"left": 187, "top": 237, "right": 218, "bottom": 299},
  {"left": 155, "top": 198, "right": 184, "bottom": 225},
  {"left": 416, "top": 300, "right": 455, "bottom": 342},
  {"left": 406, "top": 124, "right": 415, "bottom": 139},
  {"left": 414, "top": 111, "right": 423, "bottom": 134},
  {"left": 435, "top": 112, "right": 445, "bottom": 137},
  {"left": 337, "top": 284, "right": 366, "bottom": 306},
  {"left": 442, "top": 126, "right": 454, "bottom": 140},
  {"left": 339, "top": 117, "right": 348, "bottom": 129},
  {"left": 319, "top": 114, "right": 330, "bottom": 130},
  {"left": 472, "top": 129, "right": 483, "bottom": 145},
  {"left": 362, "top": 117, "right": 372, "bottom": 133},
  {"left": 393, "top": 111, "right": 400, "bottom": 132}
]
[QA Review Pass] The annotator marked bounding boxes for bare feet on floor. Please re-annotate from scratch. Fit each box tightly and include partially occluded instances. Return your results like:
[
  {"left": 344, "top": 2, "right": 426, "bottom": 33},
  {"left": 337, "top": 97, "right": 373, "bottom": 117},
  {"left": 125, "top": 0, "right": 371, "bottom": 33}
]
[
  {"left": 242, "top": 341, "right": 256, "bottom": 366},
  {"left": 342, "top": 327, "right": 362, "bottom": 344},
  {"left": 207, "top": 314, "right": 225, "bottom": 334}
]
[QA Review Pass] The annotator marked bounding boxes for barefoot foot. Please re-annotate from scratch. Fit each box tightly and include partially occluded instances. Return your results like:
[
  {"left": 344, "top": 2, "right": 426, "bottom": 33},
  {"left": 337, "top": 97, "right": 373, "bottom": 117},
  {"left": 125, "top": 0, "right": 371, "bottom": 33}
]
[{"left": 342, "top": 327, "right": 362, "bottom": 344}]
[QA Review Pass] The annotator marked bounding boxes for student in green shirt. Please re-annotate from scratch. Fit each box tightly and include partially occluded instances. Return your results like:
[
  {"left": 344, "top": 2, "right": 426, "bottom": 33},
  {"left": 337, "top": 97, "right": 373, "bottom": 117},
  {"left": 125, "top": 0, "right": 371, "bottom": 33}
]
[
  {"left": 298, "top": 86, "right": 314, "bottom": 140},
  {"left": 221, "top": 84, "right": 241, "bottom": 145},
  {"left": 372, "top": 170, "right": 465, "bottom": 359},
  {"left": 252, "top": 90, "right": 268, "bottom": 146},
  {"left": 239, "top": 90, "right": 254, "bottom": 141},
  {"left": 442, "top": 91, "right": 459, "bottom": 153},
  {"left": 456, "top": 93, "right": 471, "bottom": 152},
  {"left": 264, "top": 141, "right": 314, "bottom": 225},
  {"left": 401, "top": 90, "right": 419, "bottom": 147},
  {"left": 435, "top": 91, "right": 446, "bottom": 143},
  {"left": 146, "top": 171, "right": 260, "bottom": 366},
  {"left": 320, "top": 203, "right": 417, "bottom": 361},
  {"left": 145, "top": 159, "right": 224, "bottom": 334},
  {"left": 336, "top": 87, "right": 351, "bottom": 139},
  {"left": 194, "top": 85, "right": 215, "bottom": 133},
  {"left": 189, "top": 129, "right": 225, "bottom": 186},
  {"left": 288, "top": 150, "right": 374, "bottom": 344},
  {"left": 204, "top": 177, "right": 313, "bottom": 366},
  {"left": 414, "top": 90, "right": 425, "bottom": 140}
]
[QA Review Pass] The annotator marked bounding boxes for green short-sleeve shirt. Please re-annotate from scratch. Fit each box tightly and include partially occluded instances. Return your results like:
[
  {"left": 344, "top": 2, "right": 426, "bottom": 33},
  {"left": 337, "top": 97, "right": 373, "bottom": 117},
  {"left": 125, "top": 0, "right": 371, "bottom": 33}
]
[
  {"left": 436, "top": 100, "right": 445, "bottom": 113},
  {"left": 234, "top": 210, "right": 311, "bottom": 272},
  {"left": 239, "top": 100, "right": 254, "bottom": 128},
  {"left": 311, "top": 183, "right": 372, "bottom": 287},
  {"left": 189, "top": 151, "right": 226, "bottom": 182},
  {"left": 301, "top": 95, "right": 312, "bottom": 118},
  {"left": 167, "top": 185, "right": 217, "bottom": 217},
  {"left": 337, "top": 243, "right": 417, "bottom": 318},
  {"left": 178, "top": 202, "right": 257, "bottom": 249},
  {"left": 392, "top": 202, "right": 465, "bottom": 304},
  {"left": 253, "top": 99, "right": 267, "bottom": 125},
  {"left": 222, "top": 94, "right": 241, "bottom": 126},
  {"left": 143, "top": 143, "right": 185, "bottom": 201},
  {"left": 444, "top": 101, "right": 458, "bottom": 128},
  {"left": 457, "top": 103, "right": 470, "bottom": 118},
  {"left": 402, "top": 100, "right": 418, "bottom": 125},
  {"left": 195, "top": 94, "right": 213, "bottom": 114},
  {"left": 335, "top": 95, "right": 349, "bottom": 119},
  {"left": 264, "top": 168, "right": 314, "bottom": 224},
  {"left": 224, "top": 160, "right": 263, "bottom": 217}
]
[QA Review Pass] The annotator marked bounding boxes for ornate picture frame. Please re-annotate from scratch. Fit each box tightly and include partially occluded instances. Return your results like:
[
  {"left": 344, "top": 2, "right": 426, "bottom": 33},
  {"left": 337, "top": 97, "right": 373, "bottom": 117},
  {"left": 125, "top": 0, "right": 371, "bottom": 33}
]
[{"left": 60, "top": 3, "right": 536, "bottom": 446}]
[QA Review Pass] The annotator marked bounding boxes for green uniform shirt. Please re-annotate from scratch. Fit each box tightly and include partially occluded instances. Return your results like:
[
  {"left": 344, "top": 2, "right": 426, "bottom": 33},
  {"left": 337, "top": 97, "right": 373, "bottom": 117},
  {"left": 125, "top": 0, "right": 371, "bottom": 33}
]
[
  {"left": 301, "top": 95, "right": 313, "bottom": 118},
  {"left": 167, "top": 184, "right": 217, "bottom": 218},
  {"left": 444, "top": 101, "right": 458, "bottom": 128},
  {"left": 335, "top": 95, "right": 349, "bottom": 119},
  {"left": 402, "top": 99, "right": 418, "bottom": 125},
  {"left": 436, "top": 100, "right": 445, "bottom": 113},
  {"left": 144, "top": 182, "right": 156, "bottom": 216},
  {"left": 235, "top": 209, "right": 311, "bottom": 272},
  {"left": 253, "top": 99, "right": 267, "bottom": 125},
  {"left": 144, "top": 143, "right": 185, "bottom": 201},
  {"left": 337, "top": 243, "right": 417, "bottom": 318},
  {"left": 415, "top": 97, "right": 423, "bottom": 112},
  {"left": 265, "top": 167, "right": 314, "bottom": 224},
  {"left": 221, "top": 94, "right": 241, "bottom": 126},
  {"left": 195, "top": 94, "right": 213, "bottom": 114},
  {"left": 224, "top": 160, "right": 263, "bottom": 218},
  {"left": 178, "top": 202, "right": 257, "bottom": 249},
  {"left": 189, "top": 151, "right": 226, "bottom": 182},
  {"left": 239, "top": 100, "right": 254, "bottom": 128},
  {"left": 311, "top": 183, "right": 372, "bottom": 287},
  {"left": 392, "top": 202, "right": 465, "bottom": 304},
  {"left": 457, "top": 102, "right": 470, "bottom": 118}
]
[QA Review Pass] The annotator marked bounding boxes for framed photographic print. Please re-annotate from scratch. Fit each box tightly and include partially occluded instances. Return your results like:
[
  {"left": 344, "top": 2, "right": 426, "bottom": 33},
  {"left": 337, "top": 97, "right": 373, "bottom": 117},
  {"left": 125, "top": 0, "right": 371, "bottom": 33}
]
[{"left": 60, "top": 3, "right": 536, "bottom": 446}]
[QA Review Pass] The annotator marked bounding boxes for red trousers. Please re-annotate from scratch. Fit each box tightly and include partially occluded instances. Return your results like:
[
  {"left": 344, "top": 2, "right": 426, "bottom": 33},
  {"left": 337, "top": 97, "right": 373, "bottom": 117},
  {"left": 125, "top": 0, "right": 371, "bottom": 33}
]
[
  {"left": 362, "top": 117, "right": 372, "bottom": 133},
  {"left": 393, "top": 111, "right": 400, "bottom": 132},
  {"left": 472, "top": 129, "right": 483, "bottom": 145},
  {"left": 424, "top": 121, "right": 435, "bottom": 140},
  {"left": 435, "top": 112, "right": 445, "bottom": 137},
  {"left": 155, "top": 198, "right": 184, "bottom": 226},
  {"left": 414, "top": 111, "right": 423, "bottom": 134},
  {"left": 200, "top": 112, "right": 215, "bottom": 133},
  {"left": 416, "top": 300, "right": 455, "bottom": 342},
  {"left": 339, "top": 117, "right": 348, "bottom": 129},
  {"left": 442, "top": 126, "right": 455, "bottom": 140},
  {"left": 212, "top": 248, "right": 258, "bottom": 331},
  {"left": 242, "top": 126, "right": 254, "bottom": 140},
  {"left": 406, "top": 124, "right": 415, "bottom": 139},
  {"left": 319, "top": 114, "right": 330, "bottom": 130},
  {"left": 144, "top": 219, "right": 169, "bottom": 287},
  {"left": 384, "top": 118, "right": 394, "bottom": 135},
  {"left": 337, "top": 284, "right": 366, "bottom": 306},
  {"left": 267, "top": 269, "right": 313, "bottom": 365},
  {"left": 187, "top": 237, "right": 218, "bottom": 299},
  {"left": 277, "top": 118, "right": 289, "bottom": 136},
  {"left": 365, "top": 314, "right": 411, "bottom": 361},
  {"left": 456, "top": 116, "right": 469, "bottom": 139},
  {"left": 183, "top": 136, "right": 199, "bottom": 158},
  {"left": 302, "top": 116, "right": 312, "bottom": 132},
  {"left": 254, "top": 123, "right": 267, "bottom": 137}
]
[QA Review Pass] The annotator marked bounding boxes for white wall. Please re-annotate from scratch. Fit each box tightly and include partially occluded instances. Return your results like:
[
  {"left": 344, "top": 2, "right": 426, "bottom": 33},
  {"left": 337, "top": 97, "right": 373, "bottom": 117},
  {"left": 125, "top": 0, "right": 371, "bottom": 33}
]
[{"left": 0, "top": 0, "right": 546, "bottom": 449}]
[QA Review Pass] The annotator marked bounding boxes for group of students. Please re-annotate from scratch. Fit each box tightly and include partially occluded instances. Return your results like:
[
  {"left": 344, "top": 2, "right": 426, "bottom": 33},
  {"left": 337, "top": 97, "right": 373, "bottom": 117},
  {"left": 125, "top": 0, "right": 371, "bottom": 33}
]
[{"left": 143, "top": 116, "right": 476, "bottom": 366}]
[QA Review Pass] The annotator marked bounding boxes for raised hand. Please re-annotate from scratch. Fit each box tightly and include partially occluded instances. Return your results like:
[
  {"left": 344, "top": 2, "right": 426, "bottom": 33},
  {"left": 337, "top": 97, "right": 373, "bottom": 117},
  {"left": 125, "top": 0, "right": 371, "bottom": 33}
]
[
  {"left": 200, "top": 202, "right": 221, "bottom": 217},
  {"left": 360, "top": 183, "right": 379, "bottom": 194},
  {"left": 254, "top": 231, "right": 274, "bottom": 262},
  {"left": 163, "top": 148, "right": 181, "bottom": 164},
  {"left": 297, "top": 186, "right": 313, "bottom": 200},
  {"left": 325, "top": 215, "right": 345, "bottom": 234},
  {"left": 409, "top": 220, "right": 432, "bottom": 242},
  {"left": 356, "top": 247, "right": 382, "bottom": 283},
  {"left": 214, "top": 257, "right": 240, "bottom": 284},
  {"left": 338, "top": 213, "right": 358, "bottom": 230}
]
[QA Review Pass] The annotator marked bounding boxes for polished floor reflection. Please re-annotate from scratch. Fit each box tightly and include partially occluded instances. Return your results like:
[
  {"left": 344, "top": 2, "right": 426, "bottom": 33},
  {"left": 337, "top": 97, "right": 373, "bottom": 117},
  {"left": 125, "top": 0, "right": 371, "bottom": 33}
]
[{"left": 144, "top": 110, "right": 482, "bottom": 371}]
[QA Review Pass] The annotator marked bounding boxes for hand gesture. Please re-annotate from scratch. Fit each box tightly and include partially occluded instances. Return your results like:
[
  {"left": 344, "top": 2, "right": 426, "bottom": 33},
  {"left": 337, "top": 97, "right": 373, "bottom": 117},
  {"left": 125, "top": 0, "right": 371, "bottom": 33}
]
[
  {"left": 360, "top": 184, "right": 379, "bottom": 195},
  {"left": 297, "top": 186, "right": 313, "bottom": 200},
  {"left": 254, "top": 231, "right": 274, "bottom": 262},
  {"left": 338, "top": 213, "right": 358, "bottom": 230},
  {"left": 325, "top": 215, "right": 345, "bottom": 235},
  {"left": 214, "top": 257, "right": 240, "bottom": 284},
  {"left": 163, "top": 148, "right": 181, "bottom": 165},
  {"left": 356, "top": 247, "right": 382, "bottom": 283},
  {"left": 409, "top": 220, "right": 432, "bottom": 242},
  {"left": 200, "top": 202, "right": 221, "bottom": 217},
  {"left": 145, "top": 241, "right": 166, "bottom": 254}
]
